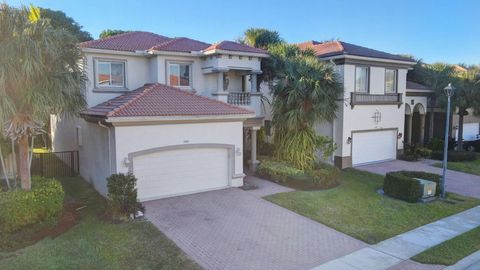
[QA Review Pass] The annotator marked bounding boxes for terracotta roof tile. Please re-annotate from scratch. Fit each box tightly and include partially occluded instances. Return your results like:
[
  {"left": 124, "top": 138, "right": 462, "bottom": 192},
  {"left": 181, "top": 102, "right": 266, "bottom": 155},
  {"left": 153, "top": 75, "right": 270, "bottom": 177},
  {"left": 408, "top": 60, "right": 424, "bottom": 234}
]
[
  {"left": 298, "top": 40, "right": 414, "bottom": 62},
  {"left": 82, "top": 83, "right": 254, "bottom": 118},
  {"left": 406, "top": 81, "right": 430, "bottom": 90},
  {"left": 79, "top": 31, "right": 171, "bottom": 52},
  {"left": 203, "top": 41, "right": 268, "bottom": 54},
  {"left": 150, "top": 37, "right": 210, "bottom": 52}
]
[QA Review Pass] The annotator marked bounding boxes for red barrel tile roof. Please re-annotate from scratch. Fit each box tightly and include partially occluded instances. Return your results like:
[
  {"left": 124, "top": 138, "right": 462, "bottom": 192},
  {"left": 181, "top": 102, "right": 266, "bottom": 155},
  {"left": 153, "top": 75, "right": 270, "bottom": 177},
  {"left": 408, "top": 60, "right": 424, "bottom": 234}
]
[
  {"left": 297, "top": 40, "right": 415, "bottom": 62},
  {"left": 79, "top": 31, "right": 267, "bottom": 55},
  {"left": 82, "top": 83, "right": 254, "bottom": 118}
]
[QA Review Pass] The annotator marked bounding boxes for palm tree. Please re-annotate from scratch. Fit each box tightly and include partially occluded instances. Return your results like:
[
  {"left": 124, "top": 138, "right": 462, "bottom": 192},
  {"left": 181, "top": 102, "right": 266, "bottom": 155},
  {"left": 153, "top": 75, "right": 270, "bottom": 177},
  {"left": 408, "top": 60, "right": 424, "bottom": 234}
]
[
  {"left": 270, "top": 44, "right": 341, "bottom": 169},
  {"left": 240, "top": 28, "right": 283, "bottom": 49},
  {"left": 0, "top": 4, "right": 86, "bottom": 190}
]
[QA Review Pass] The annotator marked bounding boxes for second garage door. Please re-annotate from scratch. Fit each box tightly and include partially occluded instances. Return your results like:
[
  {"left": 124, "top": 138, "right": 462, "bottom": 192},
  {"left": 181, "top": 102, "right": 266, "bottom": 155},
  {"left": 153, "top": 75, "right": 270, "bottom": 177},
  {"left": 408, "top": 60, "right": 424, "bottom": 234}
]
[
  {"left": 352, "top": 130, "right": 397, "bottom": 166},
  {"left": 133, "top": 147, "right": 230, "bottom": 201}
]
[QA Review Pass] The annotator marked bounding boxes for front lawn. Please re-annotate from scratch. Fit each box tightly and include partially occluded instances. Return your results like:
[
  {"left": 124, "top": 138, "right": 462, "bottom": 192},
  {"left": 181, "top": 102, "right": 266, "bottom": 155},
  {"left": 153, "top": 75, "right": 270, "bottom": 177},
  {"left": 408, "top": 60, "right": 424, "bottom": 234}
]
[
  {"left": 433, "top": 158, "right": 480, "bottom": 176},
  {"left": 266, "top": 169, "right": 480, "bottom": 244},
  {"left": 412, "top": 226, "right": 480, "bottom": 265},
  {"left": 0, "top": 176, "right": 201, "bottom": 270}
]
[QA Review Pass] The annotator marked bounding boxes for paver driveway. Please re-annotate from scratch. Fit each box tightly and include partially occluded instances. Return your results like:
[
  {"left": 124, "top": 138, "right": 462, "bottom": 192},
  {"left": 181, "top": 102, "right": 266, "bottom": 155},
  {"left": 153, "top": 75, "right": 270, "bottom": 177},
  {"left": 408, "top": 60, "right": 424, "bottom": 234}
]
[
  {"left": 144, "top": 176, "right": 365, "bottom": 270},
  {"left": 357, "top": 159, "right": 480, "bottom": 199}
]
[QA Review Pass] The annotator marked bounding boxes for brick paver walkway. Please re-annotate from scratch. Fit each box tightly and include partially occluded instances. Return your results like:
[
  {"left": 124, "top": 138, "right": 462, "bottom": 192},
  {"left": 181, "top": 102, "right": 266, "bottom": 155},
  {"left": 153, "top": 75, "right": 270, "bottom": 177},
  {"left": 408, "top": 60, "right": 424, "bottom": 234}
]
[
  {"left": 144, "top": 177, "right": 365, "bottom": 270},
  {"left": 357, "top": 159, "right": 480, "bottom": 199}
]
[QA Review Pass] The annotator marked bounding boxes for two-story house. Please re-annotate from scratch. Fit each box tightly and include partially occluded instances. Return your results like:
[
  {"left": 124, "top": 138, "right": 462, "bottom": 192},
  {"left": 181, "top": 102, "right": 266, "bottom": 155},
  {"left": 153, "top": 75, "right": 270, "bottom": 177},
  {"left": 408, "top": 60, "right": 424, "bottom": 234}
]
[
  {"left": 296, "top": 41, "right": 417, "bottom": 168},
  {"left": 51, "top": 31, "right": 269, "bottom": 201}
]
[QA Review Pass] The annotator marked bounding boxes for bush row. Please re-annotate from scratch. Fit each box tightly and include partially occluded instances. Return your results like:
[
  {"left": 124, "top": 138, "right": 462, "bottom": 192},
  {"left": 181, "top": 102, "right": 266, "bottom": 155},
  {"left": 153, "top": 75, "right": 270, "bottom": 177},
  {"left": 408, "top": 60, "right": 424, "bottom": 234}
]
[
  {"left": 430, "top": 151, "right": 477, "bottom": 162},
  {"left": 383, "top": 171, "right": 441, "bottom": 203},
  {"left": 0, "top": 177, "right": 64, "bottom": 232}
]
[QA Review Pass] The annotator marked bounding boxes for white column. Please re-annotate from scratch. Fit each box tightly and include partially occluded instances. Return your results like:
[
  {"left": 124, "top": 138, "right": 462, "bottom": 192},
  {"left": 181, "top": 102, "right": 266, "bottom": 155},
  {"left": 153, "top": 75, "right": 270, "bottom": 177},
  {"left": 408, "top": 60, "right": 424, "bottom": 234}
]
[
  {"left": 250, "top": 74, "right": 257, "bottom": 92},
  {"left": 217, "top": 72, "right": 224, "bottom": 92},
  {"left": 420, "top": 114, "right": 426, "bottom": 145},
  {"left": 249, "top": 127, "right": 260, "bottom": 171},
  {"left": 406, "top": 114, "right": 413, "bottom": 145}
]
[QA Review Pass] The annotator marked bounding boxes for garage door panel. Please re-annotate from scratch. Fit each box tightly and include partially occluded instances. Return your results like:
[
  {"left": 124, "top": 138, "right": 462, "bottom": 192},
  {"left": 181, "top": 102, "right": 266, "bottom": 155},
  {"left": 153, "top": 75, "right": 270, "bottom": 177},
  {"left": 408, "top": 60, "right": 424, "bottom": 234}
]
[
  {"left": 133, "top": 147, "right": 230, "bottom": 201},
  {"left": 352, "top": 130, "right": 397, "bottom": 166}
]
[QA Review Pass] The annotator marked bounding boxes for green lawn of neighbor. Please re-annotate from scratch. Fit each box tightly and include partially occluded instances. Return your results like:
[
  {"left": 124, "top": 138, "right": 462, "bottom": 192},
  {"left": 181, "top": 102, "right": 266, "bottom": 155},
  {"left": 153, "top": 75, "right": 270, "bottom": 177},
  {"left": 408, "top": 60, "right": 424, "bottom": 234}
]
[
  {"left": 0, "top": 175, "right": 201, "bottom": 270},
  {"left": 413, "top": 226, "right": 480, "bottom": 265},
  {"left": 434, "top": 158, "right": 480, "bottom": 176},
  {"left": 266, "top": 169, "right": 480, "bottom": 244}
]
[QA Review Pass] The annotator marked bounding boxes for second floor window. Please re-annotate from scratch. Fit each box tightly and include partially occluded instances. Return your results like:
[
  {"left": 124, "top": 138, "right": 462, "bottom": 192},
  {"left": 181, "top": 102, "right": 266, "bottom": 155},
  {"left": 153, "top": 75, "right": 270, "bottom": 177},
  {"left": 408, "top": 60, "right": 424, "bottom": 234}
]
[
  {"left": 355, "top": 66, "right": 369, "bottom": 93},
  {"left": 95, "top": 60, "right": 126, "bottom": 88},
  {"left": 385, "top": 69, "right": 397, "bottom": 93},
  {"left": 168, "top": 62, "right": 191, "bottom": 87}
]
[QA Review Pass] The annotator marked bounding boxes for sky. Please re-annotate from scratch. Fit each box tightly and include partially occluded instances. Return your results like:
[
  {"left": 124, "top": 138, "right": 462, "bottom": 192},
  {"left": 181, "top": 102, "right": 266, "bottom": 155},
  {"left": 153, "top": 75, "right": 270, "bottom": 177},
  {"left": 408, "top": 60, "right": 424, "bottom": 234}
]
[{"left": 6, "top": 0, "right": 480, "bottom": 65}]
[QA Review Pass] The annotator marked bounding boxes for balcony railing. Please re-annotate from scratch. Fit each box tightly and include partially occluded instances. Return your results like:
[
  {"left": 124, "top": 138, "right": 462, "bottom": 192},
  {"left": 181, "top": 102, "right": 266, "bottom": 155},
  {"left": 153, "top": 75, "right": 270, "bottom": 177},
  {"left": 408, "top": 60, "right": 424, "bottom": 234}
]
[
  {"left": 350, "top": 92, "right": 402, "bottom": 108},
  {"left": 228, "top": 92, "right": 251, "bottom": 106}
]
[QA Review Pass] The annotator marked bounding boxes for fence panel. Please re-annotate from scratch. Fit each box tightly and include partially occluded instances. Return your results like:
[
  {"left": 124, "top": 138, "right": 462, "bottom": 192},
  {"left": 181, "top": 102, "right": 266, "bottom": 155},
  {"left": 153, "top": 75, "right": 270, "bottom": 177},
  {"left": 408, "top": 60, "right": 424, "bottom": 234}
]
[{"left": 31, "top": 151, "right": 79, "bottom": 178}]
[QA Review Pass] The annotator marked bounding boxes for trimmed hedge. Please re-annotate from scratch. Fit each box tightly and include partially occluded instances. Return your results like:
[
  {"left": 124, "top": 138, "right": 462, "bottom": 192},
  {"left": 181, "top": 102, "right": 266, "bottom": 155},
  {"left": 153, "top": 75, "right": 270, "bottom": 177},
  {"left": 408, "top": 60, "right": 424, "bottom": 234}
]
[
  {"left": 257, "top": 159, "right": 303, "bottom": 182},
  {"left": 431, "top": 151, "right": 477, "bottom": 162},
  {"left": 0, "top": 177, "right": 64, "bottom": 232},
  {"left": 383, "top": 171, "right": 441, "bottom": 203}
]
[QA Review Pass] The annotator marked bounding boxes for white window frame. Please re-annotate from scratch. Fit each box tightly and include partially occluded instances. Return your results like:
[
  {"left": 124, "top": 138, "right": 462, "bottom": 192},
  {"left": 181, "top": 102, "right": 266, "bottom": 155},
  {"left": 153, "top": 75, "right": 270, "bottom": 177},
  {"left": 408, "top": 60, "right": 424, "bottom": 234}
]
[
  {"left": 355, "top": 66, "right": 369, "bottom": 93},
  {"left": 166, "top": 61, "right": 193, "bottom": 88},
  {"left": 385, "top": 69, "right": 397, "bottom": 94},
  {"left": 94, "top": 59, "right": 127, "bottom": 89}
]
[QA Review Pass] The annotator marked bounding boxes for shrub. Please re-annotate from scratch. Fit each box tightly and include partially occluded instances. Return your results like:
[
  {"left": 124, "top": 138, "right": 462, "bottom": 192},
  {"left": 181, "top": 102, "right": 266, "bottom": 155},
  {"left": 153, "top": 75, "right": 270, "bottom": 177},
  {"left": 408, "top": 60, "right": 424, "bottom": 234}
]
[
  {"left": 431, "top": 151, "right": 477, "bottom": 162},
  {"left": 402, "top": 144, "right": 432, "bottom": 161},
  {"left": 383, "top": 171, "right": 441, "bottom": 203},
  {"left": 0, "top": 177, "right": 64, "bottom": 232},
  {"left": 308, "top": 166, "right": 340, "bottom": 189},
  {"left": 427, "top": 138, "right": 444, "bottom": 152},
  {"left": 106, "top": 173, "right": 144, "bottom": 220},
  {"left": 258, "top": 142, "right": 275, "bottom": 157},
  {"left": 257, "top": 159, "right": 304, "bottom": 182}
]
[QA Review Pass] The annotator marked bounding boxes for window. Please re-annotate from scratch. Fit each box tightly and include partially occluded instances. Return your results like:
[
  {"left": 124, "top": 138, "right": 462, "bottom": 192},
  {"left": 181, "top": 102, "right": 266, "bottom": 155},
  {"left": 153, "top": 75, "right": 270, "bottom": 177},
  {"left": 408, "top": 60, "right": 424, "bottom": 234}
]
[
  {"left": 385, "top": 69, "right": 397, "bottom": 93},
  {"left": 95, "top": 60, "right": 126, "bottom": 88},
  {"left": 355, "top": 66, "right": 369, "bottom": 92},
  {"left": 168, "top": 62, "right": 192, "bottom": 87}
]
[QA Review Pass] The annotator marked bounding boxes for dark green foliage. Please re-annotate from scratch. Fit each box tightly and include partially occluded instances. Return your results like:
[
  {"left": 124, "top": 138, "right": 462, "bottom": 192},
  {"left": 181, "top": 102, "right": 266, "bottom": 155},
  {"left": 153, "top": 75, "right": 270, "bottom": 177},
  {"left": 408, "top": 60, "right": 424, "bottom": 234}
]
[
  {"left": 0, "top": 177, "right": 64, "bottom": 232},
  {"left": 99, "top": 29, "right": 130, "bottom": 39},
  {"left": 307, "top": 166, "right": 340, "bottom": 189},
  {"left": 402, "top": 145, "right": 432, "bottom": 161},
  {"left": 384, "top": 171, "right": 441, "bottom": 203},
  {"left": 106, "top": 173, "right": 144, "bottom": 219},
  {"left": 239, "top": 28, "right": 283, "bottom": 49},
  {"left": 431, "top": 151, "right": 477, "bottom": 162},
  {"left": 257, "top": 159, "right": 303, "bottom": 182},
  {"left": 427, "top": 138, "right": 444, "bottom": 152},
  {"left": 39, "top": 8, "right": 92, "bottom": 42}
]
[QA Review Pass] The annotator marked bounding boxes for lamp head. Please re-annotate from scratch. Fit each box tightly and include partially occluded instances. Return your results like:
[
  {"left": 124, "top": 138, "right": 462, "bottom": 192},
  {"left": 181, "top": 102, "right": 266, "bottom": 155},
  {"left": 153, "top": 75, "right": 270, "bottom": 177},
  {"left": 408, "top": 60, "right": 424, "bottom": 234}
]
[{"left": 444, "top": 83, "right": 456, "bottom": 97}]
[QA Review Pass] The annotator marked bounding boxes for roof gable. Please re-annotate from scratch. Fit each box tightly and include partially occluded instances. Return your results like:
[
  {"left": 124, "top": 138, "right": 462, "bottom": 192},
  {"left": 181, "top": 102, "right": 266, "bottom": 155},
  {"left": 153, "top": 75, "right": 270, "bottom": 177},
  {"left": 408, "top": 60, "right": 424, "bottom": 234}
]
[
  {"left": 82, "top": 83, "right": 254, "bottom": 119},
  {"left": 204, "top": 41, "right": 268, "bottom": 54}
]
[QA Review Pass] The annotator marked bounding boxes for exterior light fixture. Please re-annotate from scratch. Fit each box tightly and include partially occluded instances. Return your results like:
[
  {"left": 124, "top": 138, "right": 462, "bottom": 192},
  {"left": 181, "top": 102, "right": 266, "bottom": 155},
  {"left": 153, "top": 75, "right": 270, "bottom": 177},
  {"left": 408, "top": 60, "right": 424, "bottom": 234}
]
[
  {"left": 397, "top": 133, "right": 403, "bottom": 139},
  {"left": 347, "top": 137, "right": 352, "bottom": 144},
  {"left": 441, "top": 83, "right": 456, "bottom": 199}
]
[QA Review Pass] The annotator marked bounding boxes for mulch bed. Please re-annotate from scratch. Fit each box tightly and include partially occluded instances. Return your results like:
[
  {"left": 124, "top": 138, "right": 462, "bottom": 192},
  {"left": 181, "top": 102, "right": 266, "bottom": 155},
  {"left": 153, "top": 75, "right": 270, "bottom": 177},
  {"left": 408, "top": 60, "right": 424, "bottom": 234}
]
[{"left": 30, "top": 202, "right": 82, "bottom": 242}]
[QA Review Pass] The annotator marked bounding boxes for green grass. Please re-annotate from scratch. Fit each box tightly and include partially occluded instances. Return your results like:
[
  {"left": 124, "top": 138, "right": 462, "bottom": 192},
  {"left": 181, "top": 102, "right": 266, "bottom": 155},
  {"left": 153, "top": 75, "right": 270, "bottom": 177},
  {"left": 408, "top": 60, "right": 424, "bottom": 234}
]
[
  {"left": 266, "top": 169, "right": 480, "bottom": 244},
  {"left": 0, "top": 176, "right": 201, "bottom": 270},
  {"left": 412, "top": 226, "right": 480, "bottom": 265},
  {"left": 433, "top": 158, "right": 480, "bottom": 176}
]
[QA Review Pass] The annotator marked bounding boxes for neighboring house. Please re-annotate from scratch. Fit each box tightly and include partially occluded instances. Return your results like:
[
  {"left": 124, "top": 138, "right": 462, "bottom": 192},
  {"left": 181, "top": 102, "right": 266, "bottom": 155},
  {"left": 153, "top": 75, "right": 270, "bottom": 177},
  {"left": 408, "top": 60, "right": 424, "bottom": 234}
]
[
  {"left": 296, "top": 41, "right": 417, "bottom": 168},
  {"left": 51, "top": 31, "right": 269, "bottom": 201}
]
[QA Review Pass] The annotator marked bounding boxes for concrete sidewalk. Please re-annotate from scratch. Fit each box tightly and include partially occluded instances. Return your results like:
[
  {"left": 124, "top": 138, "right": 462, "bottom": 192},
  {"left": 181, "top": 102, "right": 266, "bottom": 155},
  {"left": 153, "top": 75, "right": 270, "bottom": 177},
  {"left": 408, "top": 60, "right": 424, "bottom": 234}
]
[{"left": 311, "top": 206, "right": 480, "bottom": 270}]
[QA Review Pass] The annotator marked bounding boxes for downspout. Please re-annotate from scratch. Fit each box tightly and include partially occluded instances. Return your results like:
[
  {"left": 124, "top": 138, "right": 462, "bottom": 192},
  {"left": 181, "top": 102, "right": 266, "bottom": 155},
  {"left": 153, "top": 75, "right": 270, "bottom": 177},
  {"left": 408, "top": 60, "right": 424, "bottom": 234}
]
[{"left": 98, "top": 121, "right": 112, "bottom": 175}]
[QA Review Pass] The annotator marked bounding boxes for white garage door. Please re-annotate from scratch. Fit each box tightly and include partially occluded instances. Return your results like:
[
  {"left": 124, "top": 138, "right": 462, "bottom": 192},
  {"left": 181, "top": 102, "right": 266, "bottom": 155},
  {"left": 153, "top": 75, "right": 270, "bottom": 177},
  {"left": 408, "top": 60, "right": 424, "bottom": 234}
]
[
  {"left": 352, "top": 130, "right": 397, "bottom": 166},
  {"left": 133, "top": 147, "right": 230, "bottom": 201},
  {"left": 456, "top": 123, "right": 479, "bottom": 141}
]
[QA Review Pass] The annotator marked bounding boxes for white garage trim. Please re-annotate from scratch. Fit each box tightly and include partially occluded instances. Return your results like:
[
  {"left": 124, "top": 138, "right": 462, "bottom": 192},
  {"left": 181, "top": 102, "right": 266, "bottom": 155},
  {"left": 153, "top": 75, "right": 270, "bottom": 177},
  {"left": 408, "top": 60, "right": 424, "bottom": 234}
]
[
  {"left": 127, "top": 144, "right": 236, "bottom": 201},
  {"left": 351, "top": 128, "right": 398, "bottom": 166}
]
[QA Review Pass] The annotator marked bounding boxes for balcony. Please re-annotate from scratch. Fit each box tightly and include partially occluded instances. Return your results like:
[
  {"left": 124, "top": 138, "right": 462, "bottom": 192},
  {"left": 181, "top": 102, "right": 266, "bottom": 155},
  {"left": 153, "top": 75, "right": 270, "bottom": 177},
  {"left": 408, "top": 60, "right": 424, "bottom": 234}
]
[
  {"left": 228, "top": 92, "right": 251, "bottom": 105},
  {"left": 350, "top": 92, "right": 402, "bottom": 108}
]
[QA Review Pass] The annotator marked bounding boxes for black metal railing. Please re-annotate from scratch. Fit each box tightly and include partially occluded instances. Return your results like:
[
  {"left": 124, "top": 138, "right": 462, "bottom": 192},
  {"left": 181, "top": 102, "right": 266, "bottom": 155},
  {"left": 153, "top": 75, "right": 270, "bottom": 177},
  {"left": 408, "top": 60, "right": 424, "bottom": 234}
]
[
  {"left": 31, "top": 151, "right": 79, "bottom": 178},
  {"left": 350, "top": 92, "right": 402, "bottom": 108},
  {"left": 228, "top": 92, "right": 251, "bottom": 105}
]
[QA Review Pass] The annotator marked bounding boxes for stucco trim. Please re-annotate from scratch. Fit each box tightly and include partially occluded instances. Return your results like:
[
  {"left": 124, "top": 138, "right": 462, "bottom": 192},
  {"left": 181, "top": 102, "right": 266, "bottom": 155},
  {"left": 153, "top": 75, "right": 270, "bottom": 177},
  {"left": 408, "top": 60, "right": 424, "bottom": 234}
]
[{"left": 127, "top": 143, "right": 236, "bottom": 186}]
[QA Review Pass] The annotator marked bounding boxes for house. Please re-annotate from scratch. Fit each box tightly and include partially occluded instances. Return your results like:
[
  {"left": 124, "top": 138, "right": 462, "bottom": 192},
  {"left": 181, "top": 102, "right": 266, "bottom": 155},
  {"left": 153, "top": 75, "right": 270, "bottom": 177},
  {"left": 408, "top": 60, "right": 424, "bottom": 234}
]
[
  {"left": 51, "top": 31, "right": 269, "bottom": 201},
  {"left": 295, "top": 41, "right": 417, "bottom": 168}
]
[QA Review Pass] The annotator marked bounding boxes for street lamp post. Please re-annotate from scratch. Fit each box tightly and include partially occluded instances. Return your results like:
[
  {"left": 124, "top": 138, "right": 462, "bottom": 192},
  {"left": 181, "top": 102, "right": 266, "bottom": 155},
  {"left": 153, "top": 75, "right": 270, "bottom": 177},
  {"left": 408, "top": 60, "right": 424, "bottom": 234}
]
[{"left": 441, "top": 83, "right": 455, "bottom": 199}]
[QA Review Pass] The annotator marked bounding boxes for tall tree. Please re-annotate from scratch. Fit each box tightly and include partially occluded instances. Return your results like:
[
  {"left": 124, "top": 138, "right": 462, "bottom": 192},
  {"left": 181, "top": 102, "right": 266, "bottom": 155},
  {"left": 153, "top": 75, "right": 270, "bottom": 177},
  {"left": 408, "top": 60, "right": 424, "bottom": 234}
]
[
  {"left": 270, "top": 44, "right": 341, "bottom": 169},
  {"left": 39, "top": 7, "right": 92, "bottom": 42},
  {"left": 99, "top": 29, "right": 130, "bottom": 39},
  {"left": 239, "top": 28, "right": 283, "bottom": 49},
  {"left": 0, "top": 4, "right": 86, "bottom": 190}
]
